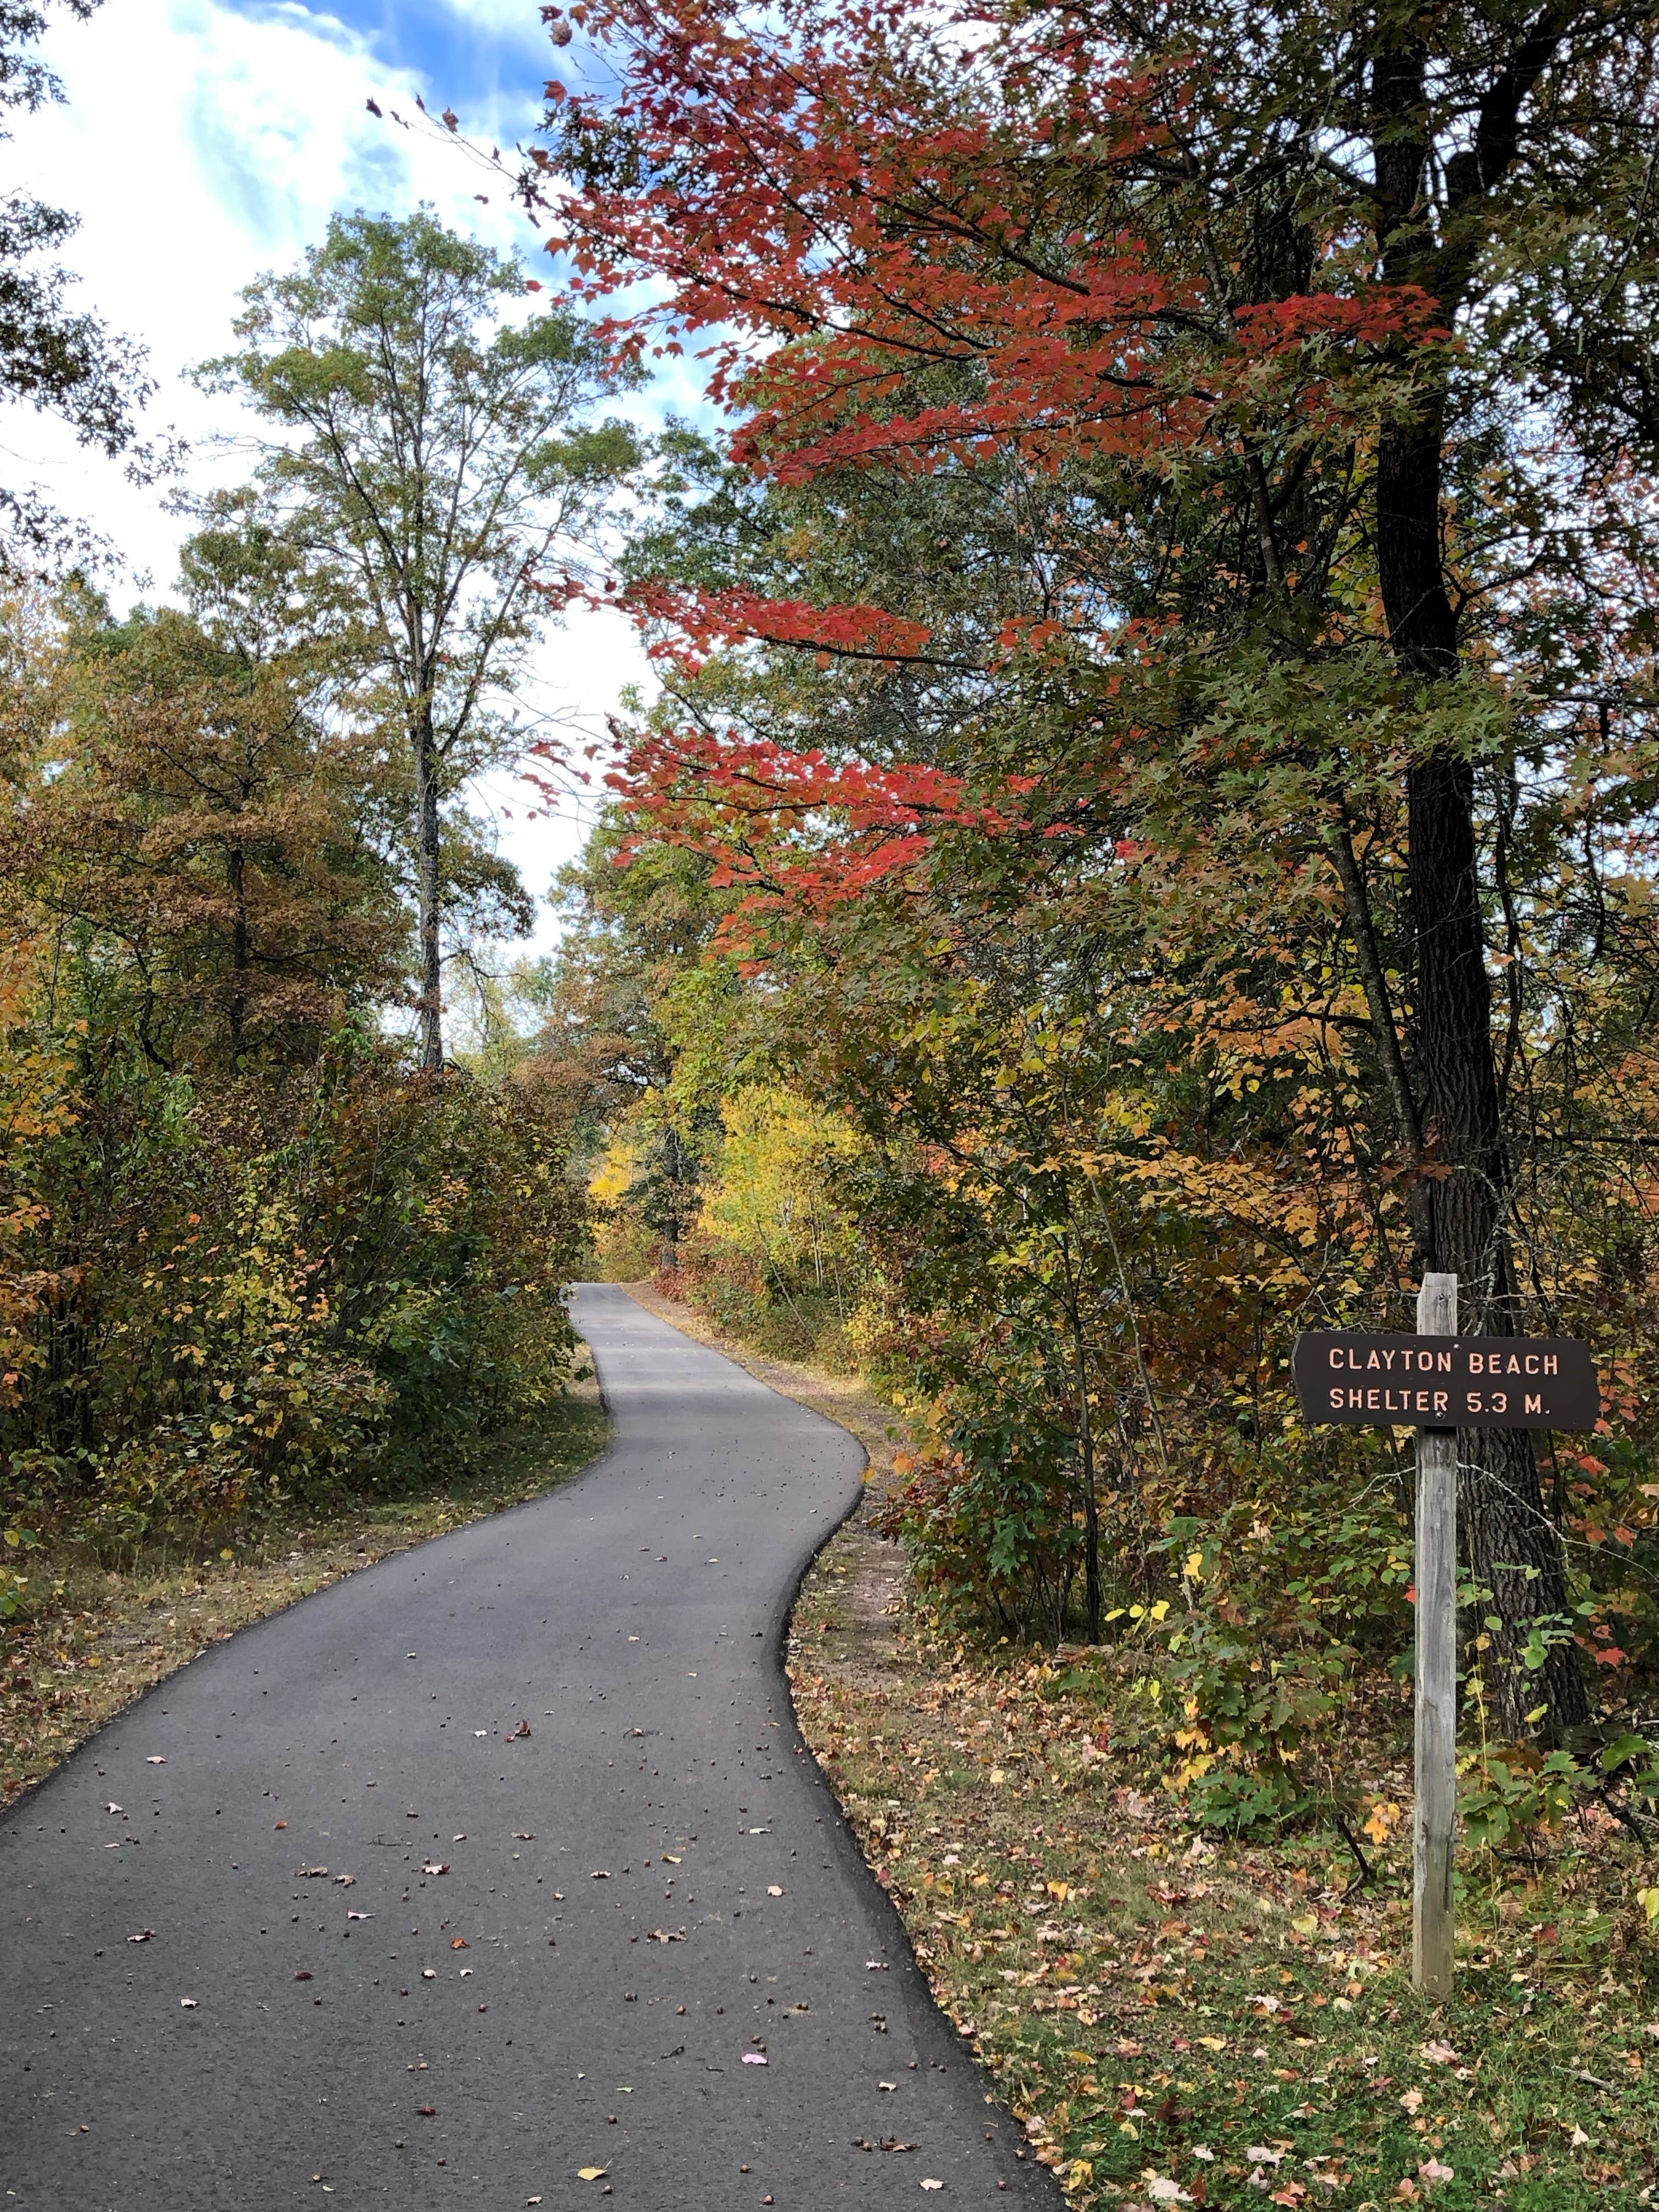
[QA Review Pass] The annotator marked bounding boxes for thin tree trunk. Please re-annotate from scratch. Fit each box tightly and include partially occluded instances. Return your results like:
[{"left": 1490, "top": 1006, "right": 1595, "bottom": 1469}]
[
  {"left": 413, "top": 710, "right": 443, "bottom": 1071},
  {"left": 1062, "top": 1257, "right": 1102, "bottom": 1644},
  {"left": 228, "top": 840, "right": 250, "bottom": 1069}
]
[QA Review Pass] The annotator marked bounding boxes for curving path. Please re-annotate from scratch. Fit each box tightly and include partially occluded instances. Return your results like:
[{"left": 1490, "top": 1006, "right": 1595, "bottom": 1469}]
[{"left": 1, "top": 1284, "right": 1060, "bottom": 2210}]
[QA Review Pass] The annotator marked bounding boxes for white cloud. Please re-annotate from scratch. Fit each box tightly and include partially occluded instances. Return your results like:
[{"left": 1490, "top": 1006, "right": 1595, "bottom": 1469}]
[{"left": 3, "top": 0, "right": 657, "bottom": 943}]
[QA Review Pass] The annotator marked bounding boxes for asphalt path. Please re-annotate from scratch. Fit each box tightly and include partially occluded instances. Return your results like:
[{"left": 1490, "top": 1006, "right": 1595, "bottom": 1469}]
[{"left": 2, "top": 1284, "right": 1061, "bottom": 2210}]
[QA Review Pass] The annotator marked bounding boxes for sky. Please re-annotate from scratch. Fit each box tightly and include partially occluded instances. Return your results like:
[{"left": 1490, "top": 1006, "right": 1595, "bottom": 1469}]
[{"left": 5, "top": 0, "right": 667, "bottom": 951}]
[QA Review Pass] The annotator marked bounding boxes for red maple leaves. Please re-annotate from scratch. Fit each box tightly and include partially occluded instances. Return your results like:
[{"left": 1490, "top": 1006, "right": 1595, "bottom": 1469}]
[{"left": 534, "top": 0, "right": 1442, "bottom": 918}]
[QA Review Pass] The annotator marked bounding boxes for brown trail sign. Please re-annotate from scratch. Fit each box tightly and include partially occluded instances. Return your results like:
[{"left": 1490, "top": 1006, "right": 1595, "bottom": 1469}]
[
  {"left": 1291, "top": 1330, "right": 1599, "bottom": 1431},
  {"left": 1291, "top": 1286, "right": 1601, "bottom": 2000}
]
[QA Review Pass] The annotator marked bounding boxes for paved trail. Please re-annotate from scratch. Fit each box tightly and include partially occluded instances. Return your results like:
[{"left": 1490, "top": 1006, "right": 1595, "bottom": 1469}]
[{"left": 1, "top": 1285, "right": 1059, "bottom": 2210}]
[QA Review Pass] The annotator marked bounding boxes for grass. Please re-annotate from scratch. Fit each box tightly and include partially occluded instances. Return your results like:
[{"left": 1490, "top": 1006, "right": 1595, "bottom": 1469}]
[{"left": 1, "top": 1369, "right": 608, "bottom": 1807}]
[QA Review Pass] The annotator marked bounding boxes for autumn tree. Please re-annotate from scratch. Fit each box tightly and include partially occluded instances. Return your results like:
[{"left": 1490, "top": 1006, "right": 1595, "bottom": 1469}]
[
  {"left": 200, "top": 211, "right": 641, "bottom": 1067},
  {"left": 532, "top": 0, "right": 1659, "bottom": 1731},
  {"left": 7, "top": 525, "right": 405, "bottom": 1073}
]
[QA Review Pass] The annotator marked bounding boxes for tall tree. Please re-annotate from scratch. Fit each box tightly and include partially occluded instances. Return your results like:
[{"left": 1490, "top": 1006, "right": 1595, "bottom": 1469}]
[
  {"left": 200, "top": 211, "right": 640, "bottom": 1068},
  {"left": 539, "top": 0, "right": 1659, "bottom": 1730}
]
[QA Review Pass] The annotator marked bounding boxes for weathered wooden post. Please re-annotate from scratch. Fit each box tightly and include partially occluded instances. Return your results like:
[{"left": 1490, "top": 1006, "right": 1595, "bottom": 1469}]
[
  {"left": 1290, "top": 1294, "right": 1599, "bottom": 2006},
  {"left": 1413, "top": 1272, "right": 1458, "bottom": 1999}
]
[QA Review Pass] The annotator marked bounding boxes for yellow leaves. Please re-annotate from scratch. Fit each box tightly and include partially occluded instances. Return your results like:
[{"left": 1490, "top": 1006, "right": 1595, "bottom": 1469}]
[
  {"left": 588, "top": 1135, "right": 639, "bottom": 1208},
  {"left": 697, "top": 1082, "right": 862, "bottom": 1271},
  {"left": 1362, "top": 1799, "right": 1403, "bottom": 1846},
  {"left": 1172, "top": 1751, "right": 1218, "bottom": 1790}
]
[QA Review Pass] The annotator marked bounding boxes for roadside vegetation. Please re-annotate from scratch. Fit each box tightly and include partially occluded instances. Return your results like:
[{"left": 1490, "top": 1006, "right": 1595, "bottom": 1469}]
[
  {"left": 521, "top": 0, "right": 1659, "bottom": 2190},
  {"left": 7, "top": 0, "right": 1659, "bottom": 2195},
  {"left": 633, "top": 1284, "right": 1659, "bottom": 2208},
  {"left": 1, "top": 179, "right": 623, "bottom": 1785}
]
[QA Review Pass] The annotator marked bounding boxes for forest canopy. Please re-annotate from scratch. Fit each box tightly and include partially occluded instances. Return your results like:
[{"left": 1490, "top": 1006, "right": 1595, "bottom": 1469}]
[
  {"left": 0, "top": 210, "right": 625, "bottom": 1583},
  {"left": 3, "top": 0, "right": 1658, "bottom": 1838},
  {"left": 524, "top": 0, "right": 1659, "bottom": 1802}
]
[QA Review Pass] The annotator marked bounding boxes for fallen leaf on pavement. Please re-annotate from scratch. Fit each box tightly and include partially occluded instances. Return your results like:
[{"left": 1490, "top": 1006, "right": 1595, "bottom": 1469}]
[
  {"left": 577, "top": 2168, "right": 608, "bottom": 2182},
  {"left": 451, "top": 1937, "right": 470, "bottom": 1950}
]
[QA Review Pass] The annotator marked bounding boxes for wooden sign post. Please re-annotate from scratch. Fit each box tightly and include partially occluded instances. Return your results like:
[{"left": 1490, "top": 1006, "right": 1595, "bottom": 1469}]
[
  {"left": 1413, "top": 1272, "right": 1458, "bottom": 1997},
  {"left": 1290, "top": 1302, "right": 1599, "bottom": 1999}
]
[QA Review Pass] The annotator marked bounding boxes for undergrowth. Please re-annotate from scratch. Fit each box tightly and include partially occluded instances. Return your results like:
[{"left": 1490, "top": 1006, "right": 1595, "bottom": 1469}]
[{"left": 789, "top": 1525, "right": 1659, "bottom": 2211}]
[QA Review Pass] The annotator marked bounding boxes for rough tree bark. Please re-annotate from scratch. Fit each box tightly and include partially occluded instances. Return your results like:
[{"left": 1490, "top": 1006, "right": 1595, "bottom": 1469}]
[{"left": 1370, "top": 16, "right": 1589, "bottom": 1736}]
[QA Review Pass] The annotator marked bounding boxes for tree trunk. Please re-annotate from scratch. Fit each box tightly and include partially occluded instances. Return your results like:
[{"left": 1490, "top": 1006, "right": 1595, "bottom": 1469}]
[
  {"left": 228, "top": 839, "right": 249, "bottom": 1069},
  {"left": 413, "top": 711, "right": 443, "bottom": 1071},
  {"left": 1377, "top": 413, "right": 1589, "bottom": 1737},
  {"left": 1069, "top": 1300, "right": 1102, "bottom": 1644},
  {"left": 1365, "top": 9, "right": 1590, "bottom": 1741}
]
